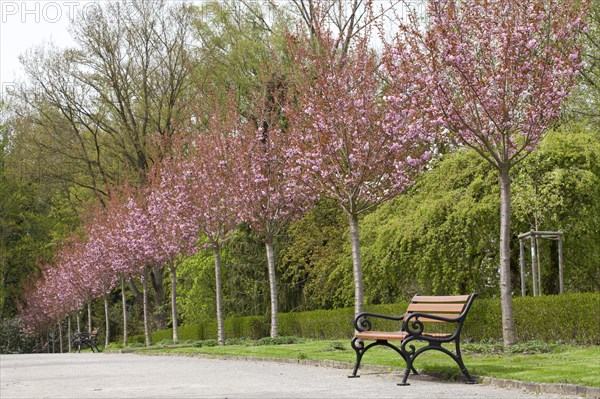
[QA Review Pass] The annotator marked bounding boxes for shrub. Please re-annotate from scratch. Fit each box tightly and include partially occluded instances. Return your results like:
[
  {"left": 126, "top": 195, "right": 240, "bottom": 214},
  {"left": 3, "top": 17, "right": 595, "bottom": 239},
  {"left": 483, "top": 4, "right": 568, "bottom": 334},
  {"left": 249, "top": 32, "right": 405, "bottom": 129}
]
[
  {"left": 257, "top": 336, "right": 303, "bottom": 345},
  {"left": 0, "top": 318, "right": 37, "bottom": 354},
  {"left": 126, "top": 292, "right": 599, "bottom": 346},
  {"left": 323, "top": 341, "right": 347, "bottom": 351}
]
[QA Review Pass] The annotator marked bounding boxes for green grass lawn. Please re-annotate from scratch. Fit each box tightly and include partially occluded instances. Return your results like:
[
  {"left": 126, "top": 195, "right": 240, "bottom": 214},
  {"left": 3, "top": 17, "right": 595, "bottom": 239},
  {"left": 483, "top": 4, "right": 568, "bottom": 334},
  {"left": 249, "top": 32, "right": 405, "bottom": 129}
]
[{"left": 111, "top": 339, "right": 600, "bottom": 387}]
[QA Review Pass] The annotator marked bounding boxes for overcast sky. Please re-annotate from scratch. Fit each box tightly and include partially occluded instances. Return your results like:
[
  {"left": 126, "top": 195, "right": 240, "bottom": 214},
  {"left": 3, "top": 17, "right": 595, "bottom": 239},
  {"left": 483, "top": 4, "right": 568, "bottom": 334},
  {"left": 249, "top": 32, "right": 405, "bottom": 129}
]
[
  {"left": 0, "top": 0, "right": 422, "bottom": 103},
  {"left": 0, "top": 1, "right": 98, "bottom": 101}
]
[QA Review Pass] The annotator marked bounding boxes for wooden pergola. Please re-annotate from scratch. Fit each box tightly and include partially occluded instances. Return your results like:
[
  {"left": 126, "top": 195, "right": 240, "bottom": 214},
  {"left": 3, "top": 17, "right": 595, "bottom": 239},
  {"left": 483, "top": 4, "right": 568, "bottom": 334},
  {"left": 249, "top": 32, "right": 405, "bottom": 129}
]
[{"left": 518, "top": 231, "right": 564, "bottom": 297}]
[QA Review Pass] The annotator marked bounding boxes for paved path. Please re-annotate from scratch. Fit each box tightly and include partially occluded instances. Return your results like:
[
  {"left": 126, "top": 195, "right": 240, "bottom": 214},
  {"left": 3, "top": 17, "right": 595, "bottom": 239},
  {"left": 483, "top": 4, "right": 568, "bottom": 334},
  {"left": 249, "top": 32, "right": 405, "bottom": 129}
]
[{"left": 0, "top": 353, "right": 581, "bottom": 398}]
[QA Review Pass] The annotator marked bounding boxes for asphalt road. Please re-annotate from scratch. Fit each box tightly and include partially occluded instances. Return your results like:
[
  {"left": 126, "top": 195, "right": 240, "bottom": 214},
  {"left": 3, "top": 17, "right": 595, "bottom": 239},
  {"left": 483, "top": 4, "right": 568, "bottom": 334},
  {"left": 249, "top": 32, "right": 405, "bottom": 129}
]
[{"left": 0, "top": 353, "right": 581, "bottom": 398}]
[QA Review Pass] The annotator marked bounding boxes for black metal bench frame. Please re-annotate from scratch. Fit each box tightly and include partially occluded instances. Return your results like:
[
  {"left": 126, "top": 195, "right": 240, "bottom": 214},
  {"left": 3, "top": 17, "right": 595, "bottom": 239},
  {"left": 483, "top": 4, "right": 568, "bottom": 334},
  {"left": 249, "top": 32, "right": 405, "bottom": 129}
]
[
  {"left": 73, "top": 329, "right": 100, "bottom": 353},
  {"left": 349, "top": 293, "right": 478, "bottom": 385}
]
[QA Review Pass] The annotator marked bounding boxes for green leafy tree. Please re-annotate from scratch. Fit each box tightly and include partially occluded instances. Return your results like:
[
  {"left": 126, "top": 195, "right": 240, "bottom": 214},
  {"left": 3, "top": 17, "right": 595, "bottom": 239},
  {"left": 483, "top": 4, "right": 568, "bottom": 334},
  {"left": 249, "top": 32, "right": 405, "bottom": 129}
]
[
  {"left": 278, "top": 200, "right": 353, "bottom": 311},
  {"left": 512, "top": 123, "right": 600, "bottom": 293},
  {"left": 361, "top": 150, "right": 500, "bottom": 301},
  {"left": 360, "top": 124, "right": 600, "bottom": 303}
]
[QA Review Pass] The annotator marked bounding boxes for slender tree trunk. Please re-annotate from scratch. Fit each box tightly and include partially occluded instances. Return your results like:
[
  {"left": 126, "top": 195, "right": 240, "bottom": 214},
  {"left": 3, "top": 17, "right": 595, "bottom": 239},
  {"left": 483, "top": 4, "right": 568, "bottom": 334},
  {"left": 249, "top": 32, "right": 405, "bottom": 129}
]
[
  {"left": 121, "top": 278, "right": 128, "bottom": 346},
  {"left": 58, "top": 321, "right": 63, "bottom": 353},
  {"left": 265, "top": 238, "right": 279, "bottom": 338},
  {"left": 151, "top": 267, "right": 167, "bottom": 330},
  {"left": 87, "top": 302, "right": 92, "bottom": 334},
  {"left": 104, "top": 294, "right": 110, "bottom": 348},
  {"left": 212, "top": 246, "right": 225, "bottom": 346},
  {"left": 142, "top": 271, "right": 152, "bottom": 347},
  {"left": 499, "top": 167, "right": 516, "bottom": 346},
  {"left": 349, "top": 213, "right": 364, "bottom": 316},
  {"left": 50, "top": 329, "right": 55, "bottom": 353},
  {"left": 76, "top": 311, "right": 81, "bottom": 334},
  {"left": 67, "top": 316, "right": 72, "bottom": 352},
  {"left": 169, "top": 263, "right": 179, "bottom": 343}
]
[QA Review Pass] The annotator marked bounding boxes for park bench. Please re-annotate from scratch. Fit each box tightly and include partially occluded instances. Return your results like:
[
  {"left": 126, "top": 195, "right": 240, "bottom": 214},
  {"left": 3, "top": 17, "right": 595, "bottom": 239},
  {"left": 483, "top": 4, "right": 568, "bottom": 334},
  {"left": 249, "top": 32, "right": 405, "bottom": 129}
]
[
  {"left": 349, "top": 293, "right": 477, "bottom": 385},
  {"left": 73, "top": 328, "right": 100, "bottom": 353}
]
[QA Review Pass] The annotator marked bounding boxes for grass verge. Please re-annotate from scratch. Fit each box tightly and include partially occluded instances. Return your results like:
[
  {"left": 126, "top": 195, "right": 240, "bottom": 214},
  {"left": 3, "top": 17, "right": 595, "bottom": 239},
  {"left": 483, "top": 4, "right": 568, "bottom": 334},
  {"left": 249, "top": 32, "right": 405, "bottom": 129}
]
[{"left": 108, "top": 339, "right": 600, "bottom": 388}]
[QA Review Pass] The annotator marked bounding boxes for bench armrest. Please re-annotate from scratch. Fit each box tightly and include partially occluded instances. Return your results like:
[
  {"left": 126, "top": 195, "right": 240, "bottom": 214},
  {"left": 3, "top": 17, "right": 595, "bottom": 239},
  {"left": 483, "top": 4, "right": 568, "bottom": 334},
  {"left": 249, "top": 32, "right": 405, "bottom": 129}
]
[{"left": 354, "top": 312, "right": 405, "bottom": 332}]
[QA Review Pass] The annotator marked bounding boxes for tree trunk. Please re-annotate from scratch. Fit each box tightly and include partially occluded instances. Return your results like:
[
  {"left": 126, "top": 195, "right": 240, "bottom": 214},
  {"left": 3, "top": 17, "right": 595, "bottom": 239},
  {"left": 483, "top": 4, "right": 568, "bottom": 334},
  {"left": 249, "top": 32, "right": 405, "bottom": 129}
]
[
  {"left": 58, "top": 321, "right": 63, "bottom": 353},
  {"left": 67, "top": 316, "right": 72, "bottom": 352},
  {"left": 87, "top": 302, "right": 92, "bottom": 334},
  {"left": 76, "top": 311, "right": 81, "bottom": 334},
  {"left": 104, "top": 294, "right": 110, "bottom": 348},
  {"left": 349, "top": 214, "right": 364, "bottom": 316},
  {"left": 213, "top": 246, "right": 225, "bottom": 346},
  {"left": 499, "top": 167, "right": 516, "bottom": 346},
  {"left": 169, "top": 263, "right": 179, "bottom": 343},
  {"left": 265, "top": 238, "right": 279, "bottom": 338},
  {"left": 151, "top": 267, "right": 167, "bottom": 330},
  {"left": 121, "top": 278, "right": 128, "bottom": 346},
  {"left": 142, "top": 271, "right": 152, "bottom": 347}
]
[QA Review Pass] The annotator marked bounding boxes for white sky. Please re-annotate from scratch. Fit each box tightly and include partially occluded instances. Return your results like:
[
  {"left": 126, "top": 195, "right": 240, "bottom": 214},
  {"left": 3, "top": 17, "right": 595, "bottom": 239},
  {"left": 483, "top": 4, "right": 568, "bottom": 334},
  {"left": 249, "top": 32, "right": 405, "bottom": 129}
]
[
  {"left": 0, "top": 1, "right": 99, "bottom": 101},
  {"left": 0, "top": 0, "right": 422, "bottom": 103}
]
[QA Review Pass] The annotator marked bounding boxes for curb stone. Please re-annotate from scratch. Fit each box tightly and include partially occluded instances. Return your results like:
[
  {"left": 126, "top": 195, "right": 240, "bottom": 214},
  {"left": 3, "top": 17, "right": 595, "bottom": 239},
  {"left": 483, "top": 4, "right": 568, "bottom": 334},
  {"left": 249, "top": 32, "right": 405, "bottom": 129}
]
[
  {"left": 481, "top": 377, "right": 600, "bottom": 399},
  {"left": 109, "top": 350, "right": 599, "bottom": 397}
]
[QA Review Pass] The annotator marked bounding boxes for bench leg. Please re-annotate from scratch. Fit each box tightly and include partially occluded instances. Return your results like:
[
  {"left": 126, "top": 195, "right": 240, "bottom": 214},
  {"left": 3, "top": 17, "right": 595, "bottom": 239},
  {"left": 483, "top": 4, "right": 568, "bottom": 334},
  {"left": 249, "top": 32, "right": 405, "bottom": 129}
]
[
  {"left": 398, "top": 367, "right": 412, "bottom": 386},
  {"left": 349, "top": 338, "right": 418, "bottom": 379},
  {"left": 454, "top": 341, "right": 476, "bottom": 384},
  {"left": 348, "top": 338, "right": 363, "bottom": 378}
]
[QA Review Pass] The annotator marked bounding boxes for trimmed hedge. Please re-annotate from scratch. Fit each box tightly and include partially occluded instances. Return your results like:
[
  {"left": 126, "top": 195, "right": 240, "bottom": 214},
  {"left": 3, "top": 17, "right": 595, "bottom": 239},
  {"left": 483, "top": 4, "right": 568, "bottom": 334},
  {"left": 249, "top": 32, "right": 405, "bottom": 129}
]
[{"left": 130, "top": 293, "right": 599, "bottom": 345}]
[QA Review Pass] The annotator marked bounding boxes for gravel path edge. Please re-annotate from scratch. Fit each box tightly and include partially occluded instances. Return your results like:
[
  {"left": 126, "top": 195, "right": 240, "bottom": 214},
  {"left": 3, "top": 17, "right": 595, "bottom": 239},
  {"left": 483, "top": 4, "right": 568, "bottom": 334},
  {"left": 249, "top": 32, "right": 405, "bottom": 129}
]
[{"left": 110, "top": 349, "right": 600, "bottom": 398}]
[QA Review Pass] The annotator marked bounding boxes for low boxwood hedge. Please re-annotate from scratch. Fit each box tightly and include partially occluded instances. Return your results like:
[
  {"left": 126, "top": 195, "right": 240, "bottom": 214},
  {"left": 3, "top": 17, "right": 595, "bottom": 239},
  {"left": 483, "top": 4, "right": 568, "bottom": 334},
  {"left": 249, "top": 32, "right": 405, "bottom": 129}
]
[{"left": 128, "top": 292, "right": 599, "bottom": 345}]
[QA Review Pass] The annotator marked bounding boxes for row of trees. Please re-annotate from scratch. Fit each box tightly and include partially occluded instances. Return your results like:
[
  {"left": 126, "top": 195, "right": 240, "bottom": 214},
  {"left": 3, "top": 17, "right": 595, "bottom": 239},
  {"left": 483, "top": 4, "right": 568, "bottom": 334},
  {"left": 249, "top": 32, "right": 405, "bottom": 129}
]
[
  {"left": 4, "top": 0, "right": 591, "bottom": 348},
  {"left": 16, "top": 16, "right": 433, "bottom": 346}
]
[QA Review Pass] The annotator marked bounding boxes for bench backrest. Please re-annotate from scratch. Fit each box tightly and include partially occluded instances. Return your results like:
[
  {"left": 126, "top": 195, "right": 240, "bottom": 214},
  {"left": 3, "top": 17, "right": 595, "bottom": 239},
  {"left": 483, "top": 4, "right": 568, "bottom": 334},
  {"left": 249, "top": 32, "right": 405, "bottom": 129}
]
[{"left": 405, "top": 294, "right": 473, "bottom": 323}]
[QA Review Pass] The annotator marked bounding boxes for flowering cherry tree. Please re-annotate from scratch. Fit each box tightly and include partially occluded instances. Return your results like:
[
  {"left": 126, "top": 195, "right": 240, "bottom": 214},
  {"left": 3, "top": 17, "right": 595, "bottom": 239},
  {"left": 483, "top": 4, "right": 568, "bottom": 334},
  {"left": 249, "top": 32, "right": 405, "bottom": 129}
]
[
  {"left": 83, "top": 230, "right": 119, "bottom": 347},
  {"left": 287, "top": 32, "right": 432, "bottom": 316},
  {"left": 164, "top": 102, "right": 241, "bottom": 345},
  {"left": 147, "top": 160, "right": 200, "bottom": 343},
  {"left": 234, "top": 71, "right": 315, "bottom": 337},
  {"left": 387, "top": 0, "right": 588, "bottom": 345}
]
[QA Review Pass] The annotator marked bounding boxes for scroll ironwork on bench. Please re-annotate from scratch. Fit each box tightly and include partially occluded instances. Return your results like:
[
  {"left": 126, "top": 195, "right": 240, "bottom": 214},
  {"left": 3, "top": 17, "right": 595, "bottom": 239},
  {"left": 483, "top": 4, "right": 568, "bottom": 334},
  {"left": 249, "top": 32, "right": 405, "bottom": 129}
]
[
  {"left": 349, "top": 293, "right": 478, "bottom": 386},
  {"left": 73, "top": 329, "right": 100, "bottom": 353}
]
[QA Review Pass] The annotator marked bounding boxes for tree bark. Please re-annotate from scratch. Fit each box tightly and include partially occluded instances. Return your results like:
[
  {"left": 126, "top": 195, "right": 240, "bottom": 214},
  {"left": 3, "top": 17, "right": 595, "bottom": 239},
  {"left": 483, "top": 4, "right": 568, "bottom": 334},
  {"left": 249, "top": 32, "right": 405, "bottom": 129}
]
[
  {"left": 104, "top": 294, "right": 110, "bottom": 348},
  {"left": 121, "top": 278, "right": 128, "bottom": 346},
  {"left": 213, "top": 246, "right": 225, "bottom": 346},
  {"left": 87, "top": 302, "right": 92, "bottom": 334},
  {"left": 169, "top": 263, "right": 179, "bottom": 343},
  {"left": 76, "top": 311, "right": 81, "bottom": 334},
  {"left": 67, "top": 316, "right": 72, "bottom": 352},
  {"left": 142, "top": 271, "right": 152, "bottom": 347},
  {"left": 265, "top": 238, "right": 279, "bottom": 338},
  {"left": 499, "top": 167, "right": 516, "bottom": 346},
  {"left": 58, "top": 321, "right": 63, "bottom": 353},
  {"left": 349, "top": 214, "right": 364, "bottom": 316}
]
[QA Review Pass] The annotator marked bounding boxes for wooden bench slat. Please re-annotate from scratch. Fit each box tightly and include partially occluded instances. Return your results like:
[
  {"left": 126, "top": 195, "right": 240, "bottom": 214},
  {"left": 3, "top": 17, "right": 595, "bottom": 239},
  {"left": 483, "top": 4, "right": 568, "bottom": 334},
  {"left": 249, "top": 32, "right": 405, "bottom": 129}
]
[
  {"left": 356, "top": 331, "right": 407, "bottom": 341},
  {"left": 412, "top": 295, "right": 470, "bottom": 303},
  {"left": 355, "top": 331, "right": 452, "bottom": 341},
  {"left": 350, "top": 293, "right": 477, "bottom": 385},
  {"left": 406, "top": 313, "right": 462, "bottom": 322},
  {"left": 406, "top": 303, "right": 465, "bottom": 313}
]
